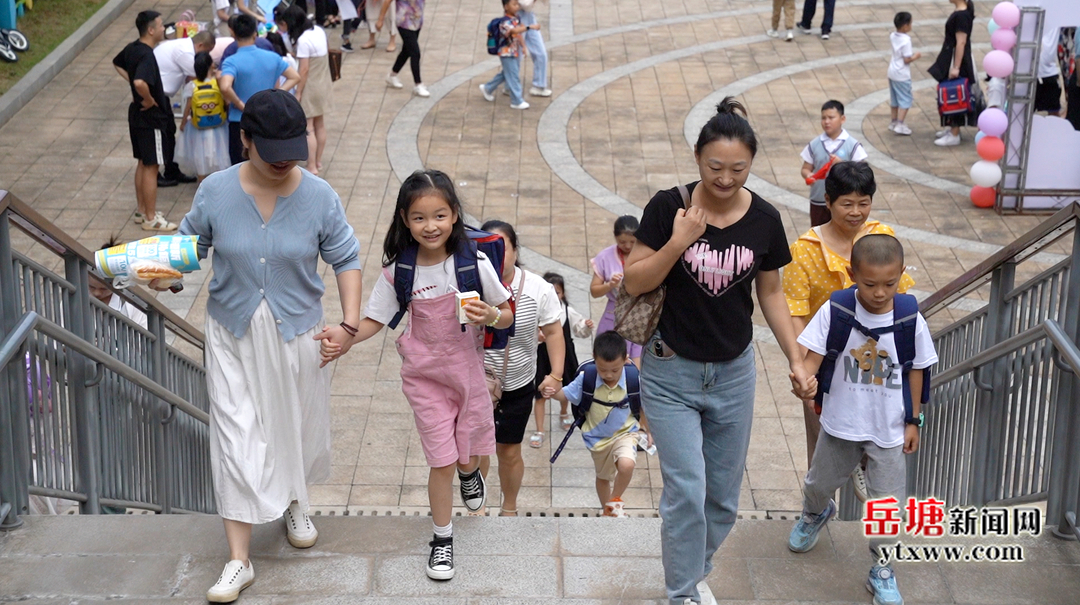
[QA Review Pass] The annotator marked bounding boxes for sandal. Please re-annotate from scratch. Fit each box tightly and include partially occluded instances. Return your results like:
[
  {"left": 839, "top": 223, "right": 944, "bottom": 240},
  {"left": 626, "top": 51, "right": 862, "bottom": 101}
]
[
  {"left": 499, "top": 508, "right": 518, "bottom": 517},
  {"left": 560, "top": 414, "right": 574, "bottom": 430},
  {"left": 529, "top": 431, "right": 544, "bottom": 448}
]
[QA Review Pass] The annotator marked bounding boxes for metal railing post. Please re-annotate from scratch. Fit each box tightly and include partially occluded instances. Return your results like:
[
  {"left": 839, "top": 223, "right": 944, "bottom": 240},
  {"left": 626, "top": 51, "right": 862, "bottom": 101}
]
[
  {"left": 970, "top": 262, "right": 1016, "bottom": 506},
  {"left": 148, "top": 309, "right": 172, "bottom": 514},
  {"left": 1050, "top": 228, "right": 1080, "bottom": 536},
  {"left": 0, "top": 209, "right": 25, "bottom": 529},
  {"left": 64, "top": 255, "right": 100, "bottom": 514}
]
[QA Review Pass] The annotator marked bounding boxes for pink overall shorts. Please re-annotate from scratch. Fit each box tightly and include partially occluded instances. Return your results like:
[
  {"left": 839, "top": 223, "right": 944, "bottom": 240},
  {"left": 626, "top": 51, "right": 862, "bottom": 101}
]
[{"left": 397, "top": 292, "right": 497, "bottom": 468}]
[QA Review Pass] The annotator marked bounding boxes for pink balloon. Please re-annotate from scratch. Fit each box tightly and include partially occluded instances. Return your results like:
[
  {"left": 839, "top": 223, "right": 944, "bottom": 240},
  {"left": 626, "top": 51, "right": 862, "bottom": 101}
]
[
  {"left": 992, "top": 2, "right": 1021, "bottom": 29},
  {"left": 978, "top": 108, "right": 1009, "bottom": 137},
  {"left": 991, "top": 28, "right": 1017, "bottom": 52},
  {"left": 984, "top": 50, "right": 1015, "bottom": 78}
]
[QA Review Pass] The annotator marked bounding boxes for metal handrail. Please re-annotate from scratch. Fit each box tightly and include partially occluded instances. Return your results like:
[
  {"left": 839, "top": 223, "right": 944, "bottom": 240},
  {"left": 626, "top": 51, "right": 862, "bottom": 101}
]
[
  {"left": 0, "top": 190, "right": 206, "bottom": 345},
  {"left": 921, "top": 203, "right": 1080, "bottom": 317},
  {"left": 0, "top": 310, "right": 209, "bottom": 424},
  {"left": 931, "top": 320, "right": 1080, "bottom": 386}
]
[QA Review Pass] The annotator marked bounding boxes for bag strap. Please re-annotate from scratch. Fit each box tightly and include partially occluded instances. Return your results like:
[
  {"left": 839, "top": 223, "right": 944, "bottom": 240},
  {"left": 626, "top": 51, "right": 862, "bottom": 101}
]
[
  {"left": 388, "top": 244, "right": 419, "bottom": 330},
  {"left": 677, "top": 184, "right": 690, "bottom": 209},
  {"left": 891, "top": 293, "right": 926, "bottom": 421},
  {"left": 814, "top": 288, "right": 858, "bottom": 411},
  {"left": 500, "top": 269, "right": 525, "bottom": 382},
  {"left": 626, "top": 362, "right": 641, "bottom": 420},
  {"left": 550, "top": 361, "right": 595, "bottom": 465}
]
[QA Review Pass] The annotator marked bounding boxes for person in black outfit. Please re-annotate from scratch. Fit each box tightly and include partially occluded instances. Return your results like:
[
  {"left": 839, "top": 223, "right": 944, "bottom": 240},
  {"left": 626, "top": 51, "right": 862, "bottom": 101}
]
[
  {"left": 111, "top": 10, "right": 179, "bottom": 232},
  {"left": 929, "top": 0, "right": 980, "bottom": 146}
]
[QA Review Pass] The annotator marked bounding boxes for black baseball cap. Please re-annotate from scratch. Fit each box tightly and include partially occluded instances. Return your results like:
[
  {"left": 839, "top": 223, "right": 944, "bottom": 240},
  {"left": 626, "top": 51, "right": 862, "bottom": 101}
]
[{"left": 240, "top": 89, "right": 308, "bottom": 163}]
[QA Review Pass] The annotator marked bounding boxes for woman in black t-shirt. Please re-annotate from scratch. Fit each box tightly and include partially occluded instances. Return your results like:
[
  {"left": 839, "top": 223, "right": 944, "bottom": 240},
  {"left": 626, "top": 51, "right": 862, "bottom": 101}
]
[
  {"left": 929, "top": 0, "right": 979, "bottom": 146},
  {"left": 623, "top": 98, "right": 815, "bottom": 605}
]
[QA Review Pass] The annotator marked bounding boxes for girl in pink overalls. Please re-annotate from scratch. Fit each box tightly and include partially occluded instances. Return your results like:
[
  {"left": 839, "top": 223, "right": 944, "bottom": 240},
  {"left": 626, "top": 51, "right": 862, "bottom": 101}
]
[{"left": 318, "top": 170, "right": 513, "bottom": 581}]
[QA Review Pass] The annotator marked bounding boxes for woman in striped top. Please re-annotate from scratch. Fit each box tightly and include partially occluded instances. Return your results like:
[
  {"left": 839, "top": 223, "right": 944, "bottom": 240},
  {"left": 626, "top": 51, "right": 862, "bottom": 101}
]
[{"left": 479, "top": 220, "right": 566, "bottom": 516}]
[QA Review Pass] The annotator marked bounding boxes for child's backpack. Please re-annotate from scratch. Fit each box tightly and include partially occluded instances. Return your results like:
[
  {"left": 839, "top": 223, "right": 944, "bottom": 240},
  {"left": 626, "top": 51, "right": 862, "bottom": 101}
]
[
  {"left": 386, "top": 226, "right": 515, "bottom": 349},
  {"left": 937, "top": 77, "right": 972, "bottom": 116},
  {"left": 813, "top": 287, "right": 931, "bottom": 425},
  {"left": 550, "top": 360, "right": 641, "bottom": 463},
  {"left": 190, "top": 79, "right": 226, "bottom": 129},
  {"left": 486, "top": 16, "right": 511, "bottom": 55}
]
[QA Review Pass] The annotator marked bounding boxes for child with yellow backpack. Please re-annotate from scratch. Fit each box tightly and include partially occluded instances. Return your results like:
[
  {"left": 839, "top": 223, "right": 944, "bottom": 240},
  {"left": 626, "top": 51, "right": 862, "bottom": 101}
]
[{"left": 177, "top": 51, "right": 231, "bottom": 181}]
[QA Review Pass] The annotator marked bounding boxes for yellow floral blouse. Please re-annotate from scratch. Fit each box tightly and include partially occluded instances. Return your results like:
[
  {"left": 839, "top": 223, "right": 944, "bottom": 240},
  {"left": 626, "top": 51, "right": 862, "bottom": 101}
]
[{"left": 783, "top": 220, "right": 915, "bottom": 318}]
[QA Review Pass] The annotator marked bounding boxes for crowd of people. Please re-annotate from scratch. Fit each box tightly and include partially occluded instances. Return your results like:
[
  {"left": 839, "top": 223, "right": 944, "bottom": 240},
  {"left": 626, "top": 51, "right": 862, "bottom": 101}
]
[{"left": 102, "top": 2, "right": 1080, "bottom": 605}]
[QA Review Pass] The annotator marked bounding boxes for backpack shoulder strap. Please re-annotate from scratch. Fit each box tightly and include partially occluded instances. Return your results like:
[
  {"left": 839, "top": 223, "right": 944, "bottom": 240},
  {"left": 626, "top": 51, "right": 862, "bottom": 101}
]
[
  {"left": 578, "top": 361, "right": 598, "bottom": 416},
  {"left": 814, "top": 287, "right": 859, "bottom": 410},
  {"left": 625, "top": 362, "right": 641, "bottom": 419},
  {"left": 454, "top": 239, "right": 483, "bottom": 298},
  {"left": 891, "top": 293, "right": 928, "bottom": 417},
  {"left": 387, "top": 244, "right": 419, "bottom": 330}
]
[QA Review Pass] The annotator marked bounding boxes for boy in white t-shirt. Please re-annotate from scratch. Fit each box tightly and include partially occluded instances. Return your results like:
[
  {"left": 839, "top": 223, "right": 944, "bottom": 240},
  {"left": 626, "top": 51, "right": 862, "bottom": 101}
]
[
  {"left": 887, "top": 12, "right": 921, "bottom": 136},
  {"left": 787, "top": 234, "right": 938, "bottom": 605}
]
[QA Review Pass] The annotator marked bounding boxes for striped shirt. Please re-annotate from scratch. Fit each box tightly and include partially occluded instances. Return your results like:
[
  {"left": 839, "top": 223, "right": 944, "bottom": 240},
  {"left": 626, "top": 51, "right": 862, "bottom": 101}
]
[
  {"left": 179, "top": 165, "right": 362, "bottom": 342},
  {"left": 484, "top": 267, "right": 562, "bottom": 390}
]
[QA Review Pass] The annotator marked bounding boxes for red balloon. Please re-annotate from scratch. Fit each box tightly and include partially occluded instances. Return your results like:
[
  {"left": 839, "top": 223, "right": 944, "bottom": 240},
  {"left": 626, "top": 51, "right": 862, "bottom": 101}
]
[
  {"left": 971, "top": 186, "right": 996, "bottom": 208},
  {"left": 977, "top": 136, "right": 1005, "bottom": 162}
]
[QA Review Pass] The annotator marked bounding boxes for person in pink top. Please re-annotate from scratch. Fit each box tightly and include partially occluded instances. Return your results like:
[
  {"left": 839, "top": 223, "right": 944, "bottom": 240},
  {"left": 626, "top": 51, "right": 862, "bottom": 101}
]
[
  {"left": 591, "top": 215, "right": 642, "bottom": 366},
  {"left": 319, "top": 170, "right": 514, "bottom": 582}
]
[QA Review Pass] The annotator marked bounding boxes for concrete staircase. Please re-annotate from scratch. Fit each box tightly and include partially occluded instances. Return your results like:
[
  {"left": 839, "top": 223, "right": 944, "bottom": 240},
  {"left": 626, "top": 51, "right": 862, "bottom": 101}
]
[{"left": 3, "top": 514, "right": 1080, "bottom": 603}]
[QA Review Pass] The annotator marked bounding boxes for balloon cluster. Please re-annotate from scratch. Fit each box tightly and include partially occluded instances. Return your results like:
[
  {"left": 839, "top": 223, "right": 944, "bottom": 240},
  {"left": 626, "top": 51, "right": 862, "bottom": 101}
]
[{"left": 969, "top": 1, "right": 1020, "bottom": 208}]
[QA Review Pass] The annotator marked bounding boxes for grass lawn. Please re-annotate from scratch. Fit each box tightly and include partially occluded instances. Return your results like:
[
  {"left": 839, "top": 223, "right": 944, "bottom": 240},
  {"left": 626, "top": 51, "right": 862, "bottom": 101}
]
[{"left": 0, "top": 0, "right": 111, "bottom": 94}]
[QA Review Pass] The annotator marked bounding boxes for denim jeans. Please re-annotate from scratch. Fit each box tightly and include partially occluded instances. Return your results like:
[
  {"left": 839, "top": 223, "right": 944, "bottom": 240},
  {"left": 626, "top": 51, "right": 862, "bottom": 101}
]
[
  {"left": 517, "top": 9, "right": 548, "bottom": 89},
  {"left": 798, "top": 0, "right": 835, "bottom": 34},
  {"left": 484, "top": 55, "right": 524, "bottom": 106},
  {"left": 641, "top": 334, "right": 756, "bottom": 605}
]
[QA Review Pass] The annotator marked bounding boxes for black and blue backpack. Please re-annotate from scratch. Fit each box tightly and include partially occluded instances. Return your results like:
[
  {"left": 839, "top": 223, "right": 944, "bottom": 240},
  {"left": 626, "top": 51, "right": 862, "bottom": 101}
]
[
  {"left": 814, "top": 287, "right": 930, "bottom": 424},
  {"left": 550, "top": 360, "right": 641, "bottom": 463},
  {"left": 387, "top": 226, "right": 515, "bottom": 349},
  {"left": 486, "top": 16, "right": 511, "bottom": 55}
]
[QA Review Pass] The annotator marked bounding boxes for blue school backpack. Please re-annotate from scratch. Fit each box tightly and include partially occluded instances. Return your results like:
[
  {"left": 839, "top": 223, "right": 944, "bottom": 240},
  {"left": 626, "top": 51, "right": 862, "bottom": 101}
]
[
  {"left": 387, "top": 226, "right": 515, "bottom": 349},
  {"left": 813, "top": 287, "right": 930, "bottom": 425},
  {"left": 550, "top": 361, "right": 641, "bottom": 463},
  {"left": 486, "top": 16, "right": 511, "bottom": 55}
]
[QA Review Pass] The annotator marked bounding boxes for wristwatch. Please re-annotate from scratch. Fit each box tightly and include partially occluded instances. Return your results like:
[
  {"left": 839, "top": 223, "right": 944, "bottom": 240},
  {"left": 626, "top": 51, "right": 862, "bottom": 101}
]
[{"left": 905, "top": 412, "right": 924, "bottom": 428}]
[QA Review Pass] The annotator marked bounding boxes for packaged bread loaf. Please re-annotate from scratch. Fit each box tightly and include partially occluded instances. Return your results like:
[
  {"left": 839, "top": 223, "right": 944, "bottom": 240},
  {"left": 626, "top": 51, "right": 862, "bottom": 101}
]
[{"left": 95, "top": 235, "right": 200, "bottom": 289}]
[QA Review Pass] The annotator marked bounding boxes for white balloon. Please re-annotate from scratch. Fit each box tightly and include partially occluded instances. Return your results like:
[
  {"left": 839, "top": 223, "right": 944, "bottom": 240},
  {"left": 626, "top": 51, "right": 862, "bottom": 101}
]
[{"left": 970, "top": 160, "right": 1003, "bottom": 188}]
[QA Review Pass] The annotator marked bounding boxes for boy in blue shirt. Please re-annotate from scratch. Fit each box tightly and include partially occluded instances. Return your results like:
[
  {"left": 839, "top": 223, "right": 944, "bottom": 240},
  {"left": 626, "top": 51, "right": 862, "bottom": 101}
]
[
  {"left": 789, "top": 234, "right": 938, "bottom": 605},
  {"left": 554, "top": 331, "right": 651, "bottom": 518}
]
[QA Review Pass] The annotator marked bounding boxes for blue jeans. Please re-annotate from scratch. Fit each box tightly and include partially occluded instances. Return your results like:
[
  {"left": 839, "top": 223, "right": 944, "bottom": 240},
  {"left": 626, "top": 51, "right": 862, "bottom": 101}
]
[
  {"left": 518, "top": 9, "right": 548, "bottom": 89},
  {"left": 641, "top": 335, "right": 756, "bottom": 605},
  {"left": 798, "top": 0, "right": 835, "bottom": 34},
  {"left": 484, "top": 55, "right": 524, "bottom": 106}
]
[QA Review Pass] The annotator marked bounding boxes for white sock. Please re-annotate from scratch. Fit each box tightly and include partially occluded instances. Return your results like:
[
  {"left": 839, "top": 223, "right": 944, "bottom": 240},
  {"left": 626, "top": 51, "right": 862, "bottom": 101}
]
[{"left": 433, "top": 521, "right": 452, "bottom": 538}]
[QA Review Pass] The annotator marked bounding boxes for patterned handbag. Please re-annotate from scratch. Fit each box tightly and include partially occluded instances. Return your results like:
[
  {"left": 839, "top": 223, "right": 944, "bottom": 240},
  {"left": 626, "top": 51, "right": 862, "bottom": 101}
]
[{"left": 613, "top": 184, "right": 690, "bottom": 345}]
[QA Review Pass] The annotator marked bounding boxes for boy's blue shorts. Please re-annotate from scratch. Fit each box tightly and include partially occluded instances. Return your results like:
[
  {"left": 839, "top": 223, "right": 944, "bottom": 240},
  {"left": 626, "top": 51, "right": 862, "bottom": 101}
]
[{"left": 889, "top": 79, "right": 913, "bottom": 109}]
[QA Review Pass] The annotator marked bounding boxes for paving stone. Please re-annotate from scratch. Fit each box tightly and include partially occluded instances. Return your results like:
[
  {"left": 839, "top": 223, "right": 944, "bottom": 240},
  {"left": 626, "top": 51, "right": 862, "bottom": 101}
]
[
  {"left": 373, "top": 554, "right": 559, "bottom": 597},
  {"left": 0, "top": 553, "right": 184, "bottom": 599},
  {"left": 562, "top": 555, "right": 666, "bottom": 599}
]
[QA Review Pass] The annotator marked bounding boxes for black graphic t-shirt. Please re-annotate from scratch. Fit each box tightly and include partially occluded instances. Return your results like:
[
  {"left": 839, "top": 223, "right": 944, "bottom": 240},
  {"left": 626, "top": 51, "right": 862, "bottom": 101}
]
[{"left": 634, "top": 183, "right": 792, "bottom": 362}]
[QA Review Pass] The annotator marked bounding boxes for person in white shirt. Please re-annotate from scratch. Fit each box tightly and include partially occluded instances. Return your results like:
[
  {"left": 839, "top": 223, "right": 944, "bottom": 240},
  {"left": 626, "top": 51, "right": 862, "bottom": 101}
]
[
  {"left": 886, "top": 12, "right": 920, "bottom": 135},
  {"left": 155, "top": 31, "right": 216, "bottom": 98},
  {"left": 1034, "top": 29, "right": 1064, "bottom": 116},
  {"left": 790, "top": 233, "right": 937, "bottom": 605}
]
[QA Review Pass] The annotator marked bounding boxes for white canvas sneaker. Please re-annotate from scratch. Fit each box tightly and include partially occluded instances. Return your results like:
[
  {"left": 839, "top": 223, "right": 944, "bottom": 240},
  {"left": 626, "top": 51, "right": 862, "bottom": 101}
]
[
  {"left": 141, "top": 212, "right": 177, "bottom": 232},
  {"left": 479, "top": 84, "right": 495, "bottom": 102},
  {"left": 766, "top": 28, "right": 779, "bottom": 38},
  {"left": 386, "top": 73, "right": 404, "bottom": 89},
  {"left": 283, "top": 501, "right": 318, "bottom": 548},
  {"left": 511, "top": 101, "right": 530, "bottom": 110},
  {"left": 207, "top": 559, "right": 254, "bottom": 603},
  {"left": 529, "top": 86, "right": 553, "bottom": 97},
  {"left": 934, "top": 132, "right": 962, "bottom": 146},
  {"left": 696, "top": 580, "right": 718, "bottom": 605},
  {"left": 414, "top": 83, "right": 431, "bottom": 97}
]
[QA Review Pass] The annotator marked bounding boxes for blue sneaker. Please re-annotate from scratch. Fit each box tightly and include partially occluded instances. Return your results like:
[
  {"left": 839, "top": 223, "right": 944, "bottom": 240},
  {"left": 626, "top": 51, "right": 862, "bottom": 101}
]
[
  {"left": 866, "top": 565, "right": 903, "bottom": 605},
  {"left": 787, "top": 499, "right": 835, "bottom": 553}
]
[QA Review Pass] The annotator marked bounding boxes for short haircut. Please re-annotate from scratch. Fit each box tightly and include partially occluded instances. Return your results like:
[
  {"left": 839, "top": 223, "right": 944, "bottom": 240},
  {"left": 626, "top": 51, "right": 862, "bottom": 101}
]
[
  {"left": 894, "top": 12, "right": 912, "bottom": 29},
  {"left": 192, "top": 31, "right": 216, "bottom": 48},
  {"left": 136, "top": 10, "right": 161, "bottom": 37},
  {"left": 821, "top": 99, "right": 845, "bottom": 115},
  {"left": 593, "top": 331, "right": 628, "bottom": 362},
  {"left": 825, "top": 161, "right": 877, "bottom": 202},
  {"left": 230, "top": 13, "right": 258, "bottom": 39},
  {"left": 851, "top": 234, "right": 904, "bottom": 271},
  {"left": 501, "top": 0, "right": 514, "bottom": 6}
]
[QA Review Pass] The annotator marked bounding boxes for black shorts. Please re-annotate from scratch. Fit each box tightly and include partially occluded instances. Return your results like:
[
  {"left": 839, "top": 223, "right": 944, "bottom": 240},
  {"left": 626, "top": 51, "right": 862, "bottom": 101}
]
[
  {"left": 494, "top": 382, "right": 534, "bottom": 444},
  {"left": 1034, "top": 76, "right": 1063, "bottom": 113},
  {"left": 129, "top": 123, "right": 174, "bottom": 167}
]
